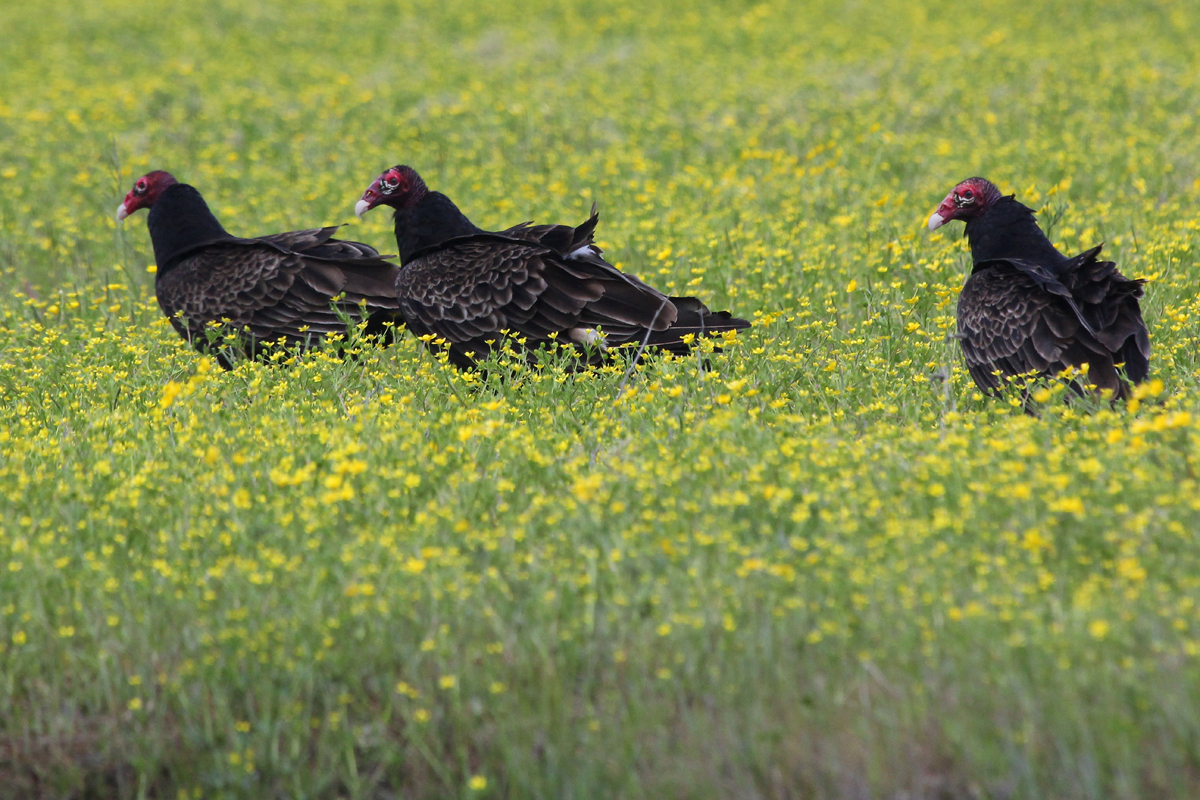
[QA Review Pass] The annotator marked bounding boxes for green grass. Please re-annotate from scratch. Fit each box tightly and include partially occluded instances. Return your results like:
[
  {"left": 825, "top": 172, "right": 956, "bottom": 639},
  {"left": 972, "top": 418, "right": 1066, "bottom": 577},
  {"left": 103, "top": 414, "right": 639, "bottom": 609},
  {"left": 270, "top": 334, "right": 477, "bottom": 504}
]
[{"left": 2, "top": 0, "right": 1200, "bottom": 797}]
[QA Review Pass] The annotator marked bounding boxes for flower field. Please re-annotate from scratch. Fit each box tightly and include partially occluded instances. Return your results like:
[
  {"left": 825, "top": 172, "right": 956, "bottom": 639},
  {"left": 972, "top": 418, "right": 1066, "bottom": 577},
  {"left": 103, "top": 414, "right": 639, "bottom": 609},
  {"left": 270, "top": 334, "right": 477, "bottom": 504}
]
[{"left": 3, "top": 0, "right": 1200, "bottom": 797}]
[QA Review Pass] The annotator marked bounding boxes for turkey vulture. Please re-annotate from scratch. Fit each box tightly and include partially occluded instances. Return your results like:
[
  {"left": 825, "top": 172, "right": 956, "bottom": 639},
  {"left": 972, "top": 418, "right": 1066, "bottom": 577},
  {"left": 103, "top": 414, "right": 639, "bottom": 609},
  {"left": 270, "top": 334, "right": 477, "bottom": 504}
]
[
  {"left": 116, "top": 171, "right": 401, "bottom": 367},
  {"left": 928, "top": 177, "right": 1150, "bottom": 404},
  {"left": 354, "top": 165, "right": 750, "bottom": 369}
]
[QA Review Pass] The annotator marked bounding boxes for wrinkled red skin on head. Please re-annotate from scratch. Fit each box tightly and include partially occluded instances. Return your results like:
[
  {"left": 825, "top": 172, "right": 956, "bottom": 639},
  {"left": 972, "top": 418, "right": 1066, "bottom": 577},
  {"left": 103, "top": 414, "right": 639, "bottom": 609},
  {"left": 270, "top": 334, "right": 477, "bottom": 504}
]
[
  {"left": 933, "top": 177, "right": 1000, "bottom": 226},
  {"left": 360, "top": 165, "right": 426, "bottom": 212},
  {"left": 121, "top": 170, "right": 178, "bottom": 216}
]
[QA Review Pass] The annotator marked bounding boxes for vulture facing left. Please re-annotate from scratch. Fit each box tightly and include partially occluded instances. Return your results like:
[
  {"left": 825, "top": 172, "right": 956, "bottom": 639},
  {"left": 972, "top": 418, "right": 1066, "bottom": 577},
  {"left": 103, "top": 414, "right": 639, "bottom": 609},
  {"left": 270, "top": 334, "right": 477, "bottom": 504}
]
[
  {"left": 929, "top": 177, "right": 1150, "bottom": 404},
  {"left": 355, "top": 165, "right": 750, "bottom": 369},
  {"left": 117, "top": 171, "right": 401, "bottom": 367}
]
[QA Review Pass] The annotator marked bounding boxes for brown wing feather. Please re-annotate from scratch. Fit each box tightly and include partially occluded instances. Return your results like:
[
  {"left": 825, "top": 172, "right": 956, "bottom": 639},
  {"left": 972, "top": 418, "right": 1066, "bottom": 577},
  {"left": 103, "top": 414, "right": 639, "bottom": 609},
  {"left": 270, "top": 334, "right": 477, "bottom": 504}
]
[
  {"left": 397, "top": 211, "right": 750, "bottom": 367},
  {"left": 156, "top": 234, "right": 401, "bottom": 361},
  {"left": 397, "top": 240, "right": 589, "bottom": 343},
  {"left": 500, "top": 203, "right": 600, "bottom": 255},
  {"left": 257, "top": 226, "right": 385, "bottom": 261},
  {"left": 957, "top": 254, "right": 1148, "bottom": 398},
  {"left": 957, "top": 265, "right": 1065, "bottom": 394}
]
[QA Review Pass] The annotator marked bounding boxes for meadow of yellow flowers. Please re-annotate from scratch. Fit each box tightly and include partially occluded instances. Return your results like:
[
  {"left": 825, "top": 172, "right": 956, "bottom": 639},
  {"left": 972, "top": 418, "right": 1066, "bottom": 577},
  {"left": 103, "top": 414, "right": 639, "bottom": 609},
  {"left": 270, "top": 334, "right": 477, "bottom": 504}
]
[{"left": 2, "top": 0, "right": 1199, "bottom": 797}]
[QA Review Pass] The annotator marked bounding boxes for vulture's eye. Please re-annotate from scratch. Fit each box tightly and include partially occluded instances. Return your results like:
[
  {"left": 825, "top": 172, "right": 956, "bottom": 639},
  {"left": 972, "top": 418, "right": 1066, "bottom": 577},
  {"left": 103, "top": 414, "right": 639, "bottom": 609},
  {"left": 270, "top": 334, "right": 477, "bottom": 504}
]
[
  {"left": 134, "top": 181, "right": 147, "bottom": 195},
  {"left": 381, "top": 174, "right": 400, "bottom": 192},
  {"left": 962, "top": 189, "right": 974, "bottom": 200}
]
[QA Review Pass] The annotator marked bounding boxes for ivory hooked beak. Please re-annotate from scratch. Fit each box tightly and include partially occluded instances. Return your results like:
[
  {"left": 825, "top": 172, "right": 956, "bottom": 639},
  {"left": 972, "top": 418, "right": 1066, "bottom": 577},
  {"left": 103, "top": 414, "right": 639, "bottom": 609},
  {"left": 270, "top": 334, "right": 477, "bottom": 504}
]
[
  {"left": 927, "top": 212, "right": 945, "bottom": 232},
  {"left": 116, "top": 203, "right": 129, "bottom": 223},
  {"left": 354, "top": 199, "right": 371, "bottom": 220}
]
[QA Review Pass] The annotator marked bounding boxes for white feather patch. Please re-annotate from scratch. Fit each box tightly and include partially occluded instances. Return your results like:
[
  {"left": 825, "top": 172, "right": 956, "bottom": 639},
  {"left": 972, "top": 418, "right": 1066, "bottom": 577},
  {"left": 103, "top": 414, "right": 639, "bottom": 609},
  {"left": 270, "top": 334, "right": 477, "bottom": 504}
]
[
  {"left": 568, "top": 327, "right": 605, "bottom": 348},
  {"left": 567, "top": 245, "right": 594, "bottom": 260}
]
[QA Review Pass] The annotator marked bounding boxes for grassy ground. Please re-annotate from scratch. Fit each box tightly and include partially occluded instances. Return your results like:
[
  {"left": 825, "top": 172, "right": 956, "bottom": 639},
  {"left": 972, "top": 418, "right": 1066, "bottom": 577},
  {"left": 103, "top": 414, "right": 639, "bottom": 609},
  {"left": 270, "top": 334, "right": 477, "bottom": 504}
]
[{"left": 2, "top": 0, "right": 1200, "bottom": 797}]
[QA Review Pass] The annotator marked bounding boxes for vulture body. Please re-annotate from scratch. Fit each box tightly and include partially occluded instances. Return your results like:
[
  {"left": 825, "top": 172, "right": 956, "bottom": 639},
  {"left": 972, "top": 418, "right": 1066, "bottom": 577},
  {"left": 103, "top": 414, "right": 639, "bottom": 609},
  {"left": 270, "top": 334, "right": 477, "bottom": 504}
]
[
  {"left": 928, "top": 177, "right": 1149, "bottom": 403},
  {"left": 357, "top": 166, "right": 750, "bottom": 369},
  {"left": 117, "top": 171, "right": 401, "bottom": 367}
]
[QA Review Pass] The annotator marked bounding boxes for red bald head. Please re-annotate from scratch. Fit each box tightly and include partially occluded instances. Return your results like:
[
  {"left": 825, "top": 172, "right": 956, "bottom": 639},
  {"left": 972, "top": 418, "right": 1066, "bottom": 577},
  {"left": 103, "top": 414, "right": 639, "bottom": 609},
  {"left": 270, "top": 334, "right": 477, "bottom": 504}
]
[
  {"left": 116, "top": 171, "right": 178, "bottom": 222},
  {"left": 356, "top": 165, "right": 428, "bottom": 218},
  {"left": 927, "top": 177, "right": 1003, "bottom": 231}
]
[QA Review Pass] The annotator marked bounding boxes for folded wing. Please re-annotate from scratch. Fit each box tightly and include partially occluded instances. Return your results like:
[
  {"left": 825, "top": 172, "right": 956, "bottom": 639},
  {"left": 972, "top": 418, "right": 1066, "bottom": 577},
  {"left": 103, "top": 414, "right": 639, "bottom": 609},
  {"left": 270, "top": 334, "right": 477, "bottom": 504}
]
[
  {"left": 157, "top": 230, "right": 401, "bottom": 361},
  {"left": 396, "top": 234, "right": 749, "bottom": 368},
  {"left": 959, "top": 245, "right": 1148, "bottom": 398}
]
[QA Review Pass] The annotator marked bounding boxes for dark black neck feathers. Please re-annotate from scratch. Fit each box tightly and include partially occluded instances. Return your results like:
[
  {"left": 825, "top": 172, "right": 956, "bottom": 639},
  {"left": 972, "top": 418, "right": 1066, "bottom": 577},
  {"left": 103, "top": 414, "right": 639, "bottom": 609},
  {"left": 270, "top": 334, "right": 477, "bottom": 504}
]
[
  {"left": 965, "top": 196, "right": 1067, "bottom": 269},
  {"left": 146, "top": 184, "right": 235, "bottom": 271},
  {"left": 392, "top": 192, "right": 484, "bottom": 263}
]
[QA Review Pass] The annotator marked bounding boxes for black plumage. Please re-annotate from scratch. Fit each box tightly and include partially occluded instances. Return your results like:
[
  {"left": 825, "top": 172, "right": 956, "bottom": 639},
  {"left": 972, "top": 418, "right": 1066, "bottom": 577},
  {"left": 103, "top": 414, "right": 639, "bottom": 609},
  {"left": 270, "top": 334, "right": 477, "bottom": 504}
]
[
  {"left": 928, "top": 177, "right": 1150, "bottom": 403},
  {"left": 118, "top": 171, "right": 400, "bottom": 367},
  {"left": 357, "top": 165, "right": 749, "bottom": 369}
]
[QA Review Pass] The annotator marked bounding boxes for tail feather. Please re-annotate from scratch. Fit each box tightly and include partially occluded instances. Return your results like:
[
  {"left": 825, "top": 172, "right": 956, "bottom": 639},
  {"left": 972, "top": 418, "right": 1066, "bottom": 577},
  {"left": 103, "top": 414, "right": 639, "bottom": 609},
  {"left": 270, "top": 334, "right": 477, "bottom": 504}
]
[
  {"left": 1120, "top": 326, "right": 1151, "bottom": 383},
  {"left": 1061, "top": 248, "right": 1151, "bottom": 391},
  {"left": 635, "top": 296, "right": 751, "bottom": 354},
  {"left": 302, "top": 259, "right": 402, "bottom": 311},
  {"left": 667, "top": 295, "right": 752, "bottom": 332}
]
